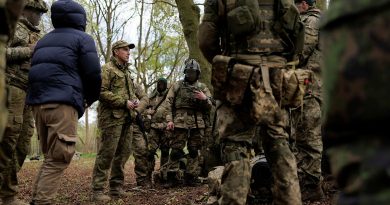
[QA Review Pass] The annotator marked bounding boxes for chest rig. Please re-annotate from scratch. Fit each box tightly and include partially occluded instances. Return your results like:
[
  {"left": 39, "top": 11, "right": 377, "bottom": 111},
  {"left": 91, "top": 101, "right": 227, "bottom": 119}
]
[
  {"left": 224, "top": 0, "right": 286, "bottom": 54},
  {"left": 174, "top": 81, "right": 200, "bottom": 110}
]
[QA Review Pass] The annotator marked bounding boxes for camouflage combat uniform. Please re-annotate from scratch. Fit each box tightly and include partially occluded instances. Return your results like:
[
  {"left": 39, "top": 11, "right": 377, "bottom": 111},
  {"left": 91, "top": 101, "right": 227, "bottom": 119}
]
[
  {"left": 199, "top": 0, "right": 303, "bottom": 204},
  {"left": 145, "top": 87, "right": 170, "bottom": 172},
  {"left": 92, "top": 56, "right": 150, "bottom": 195},
  {"left": 163, "top": 79, "right": 212, "bottom": 183},
  {"left": 0, "top": 0, "right": 25, "bottom": 143},
  {"left": 0, "top": 2, "right": 25, "bottom": 201},
  {"left": 0, "top": 11, "right": 45, "bottom": 201},
  {"left": 322, "top": 0, "right": 390, "bottom": 204},
  {"left": 290, "top": 5, "right": 323, "bottom": 198}
]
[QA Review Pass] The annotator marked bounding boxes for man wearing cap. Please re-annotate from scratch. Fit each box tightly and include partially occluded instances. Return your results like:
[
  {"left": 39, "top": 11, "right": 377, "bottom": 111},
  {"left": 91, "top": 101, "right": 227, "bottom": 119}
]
[
  {"left": 0, "top": 0, "right": 48, "bottom": 204},
  {"left": 91, "top": 40, "right": 150, "bottom": 202},
  {"left": 292, "top": 0, "right": 324, "bottom": 201}
]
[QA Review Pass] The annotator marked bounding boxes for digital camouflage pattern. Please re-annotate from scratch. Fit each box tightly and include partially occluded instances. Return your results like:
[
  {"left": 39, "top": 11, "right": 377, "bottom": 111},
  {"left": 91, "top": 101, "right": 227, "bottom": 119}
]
[
  {"left": 322, "top": 0, "right": 390, "bottom": 204},
  {"left": 290, "top": 6, "right": 323, "bottom": 199},
  {"left": 161, "top": 80, "right": 212, "bottom": 183},
  {"left": 199, "top": 0, "right": 302, "bottom": 204},
  {"left": 0, "top": 15, "right": 42, "bottom": 200},
  {"left": 93, "top": 56, "right": 151, "bottom": 192},
  {"left": 290, "top": 96, "right": 323, "bottom": 194}
]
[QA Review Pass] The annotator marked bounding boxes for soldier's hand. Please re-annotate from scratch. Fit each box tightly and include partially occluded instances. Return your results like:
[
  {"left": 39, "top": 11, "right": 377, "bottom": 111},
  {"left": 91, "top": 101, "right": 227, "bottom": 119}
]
[
  {"left": 29, "top": 43, "right": 36, "bottom": 53},
  {"left": 166, "top": 121, "right": 174, "bottom": 131},
  {"left": 194, "top": 90, "right": 207, "bottom": 100},
  {"left": 127, "top": 100, "right": 139, "bottom": 110}
]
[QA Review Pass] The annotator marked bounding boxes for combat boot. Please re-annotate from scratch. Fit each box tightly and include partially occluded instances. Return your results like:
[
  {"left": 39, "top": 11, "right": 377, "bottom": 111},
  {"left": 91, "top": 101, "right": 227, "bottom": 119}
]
[
  {"left": 1, "top": 196, "right": 29, "bottom": 205},
  {"left": 109, "top": 188, "right": 132, "bottom": 199},
  {"left": 301, "top": 184, "right": 325, "bottom": 202},
  {"left": 91, "top": 191, "right": 111, "bottom": 203}
]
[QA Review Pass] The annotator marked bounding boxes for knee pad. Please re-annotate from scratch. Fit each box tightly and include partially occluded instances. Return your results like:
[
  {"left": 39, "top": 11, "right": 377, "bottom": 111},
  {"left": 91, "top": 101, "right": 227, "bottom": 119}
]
[
  {"left": 170, "top": 148, "right": 184, "bottom": 161},
  {"left": 188, "top": 147, "right": 198, "bottom": 159}
]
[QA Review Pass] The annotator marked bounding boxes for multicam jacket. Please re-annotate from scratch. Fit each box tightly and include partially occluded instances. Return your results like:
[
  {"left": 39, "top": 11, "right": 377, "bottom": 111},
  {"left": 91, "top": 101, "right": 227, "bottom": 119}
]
[
  {"left": 98, "top": 57, "right": 148, "bottom": 129},
  {"left": 6, "top": 18, "right": 40, "bottom": 90},
  {"left": 162, "top": 80, "right": 212, "bottom": 129},
  {"left": 146, "top": 89, "right": 169, "bottom": 130}
]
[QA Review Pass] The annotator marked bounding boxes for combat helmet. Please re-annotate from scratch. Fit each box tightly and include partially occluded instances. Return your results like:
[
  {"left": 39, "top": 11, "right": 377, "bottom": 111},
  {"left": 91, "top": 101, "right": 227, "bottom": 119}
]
[
  {"left": 183, "top": 59, "right": 201, "bottom": 74},
  {"left": 25, "top": 0, "right": 49, "bottom": 13}
]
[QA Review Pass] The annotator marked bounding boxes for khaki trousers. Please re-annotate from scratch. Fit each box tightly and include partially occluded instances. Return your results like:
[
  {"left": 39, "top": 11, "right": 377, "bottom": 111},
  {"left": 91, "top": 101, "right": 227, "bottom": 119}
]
[{"left": 31, "top": 104, "right": 78, "bottom": 205}]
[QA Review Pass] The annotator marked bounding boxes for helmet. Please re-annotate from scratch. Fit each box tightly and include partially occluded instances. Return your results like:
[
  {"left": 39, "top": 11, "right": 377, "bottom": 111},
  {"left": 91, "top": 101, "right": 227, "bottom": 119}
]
[
  {"left": 183, "top": 59, "right": 201, "bottom": 74},
  {"left": 25, "top": 0, "right": 48, "bottom": 13},
  {"left": 157, "top": 77, "right": 167, "bottom": 84}
]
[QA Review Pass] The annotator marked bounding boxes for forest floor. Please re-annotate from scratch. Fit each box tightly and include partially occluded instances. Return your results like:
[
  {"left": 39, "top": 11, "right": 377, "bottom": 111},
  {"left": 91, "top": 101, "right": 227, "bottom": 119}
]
[{"left": 16, "top": 157, "right": 338, "bottom": 205}]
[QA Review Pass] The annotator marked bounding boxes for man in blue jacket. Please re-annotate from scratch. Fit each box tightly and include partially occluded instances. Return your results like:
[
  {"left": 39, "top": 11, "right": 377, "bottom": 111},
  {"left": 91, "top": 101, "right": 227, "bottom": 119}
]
[{"left": 26, "top": 0, "right": 101, "bottom": 204}]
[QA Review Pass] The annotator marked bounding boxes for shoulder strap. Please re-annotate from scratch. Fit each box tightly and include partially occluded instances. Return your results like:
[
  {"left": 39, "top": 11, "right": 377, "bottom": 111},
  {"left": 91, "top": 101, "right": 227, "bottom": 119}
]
[{"left": 153, "top": 89, "right": 169, "bottom": 112}]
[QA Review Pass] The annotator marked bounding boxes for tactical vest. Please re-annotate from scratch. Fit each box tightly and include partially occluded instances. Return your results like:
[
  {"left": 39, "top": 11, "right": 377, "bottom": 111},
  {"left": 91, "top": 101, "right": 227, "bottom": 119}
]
[
  {"left": 225, "top": 0, "right": 285, "bottom": 54},
  {"left": 174, "top": 81, "right": 202, "bottom": 110}
]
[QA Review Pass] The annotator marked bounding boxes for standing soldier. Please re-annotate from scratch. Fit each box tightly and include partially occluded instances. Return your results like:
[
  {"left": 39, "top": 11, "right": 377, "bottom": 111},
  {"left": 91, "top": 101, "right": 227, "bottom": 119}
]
[
  {"left": 0, "top": 0, "right": 26, "bottom": 200},
  {"left": 145, "top": 77, "right": 170, "bottom": 174},
  {"left": 0, "top": 0, "right": 25, "bottom": 142},
  {"left": 0, "top": 0, "right": 47, "bottom": 204},
  {"left": 322, "top": 0, "right": 390, "bottom": 204},
  {"left": 163, "top": 59, "right": 213, "bottom": 186},
  {"left": 92, "top": 40, "right": 150, "bottom": 202},
  {"left": 292, "top": 0, "right": 324, "bottom": 201},
  {"left": 199, "top": 0, "right": 304, "bottom": 204}
]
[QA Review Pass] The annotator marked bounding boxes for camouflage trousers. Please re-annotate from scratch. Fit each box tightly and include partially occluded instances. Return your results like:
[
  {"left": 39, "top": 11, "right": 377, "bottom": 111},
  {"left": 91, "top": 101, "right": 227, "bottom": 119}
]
[
  {"left": 148, "top": 128, "right": 169, "bottom": 172},
  {"left": 92, "top": 123, "right": 150, "bottom": 192},
  {"left": 0, "top": 85, "right": 34, "bottom": 198},
  {"left": 217, "top": 103, "right": 301, "bottom": 205},
  {"left": 290, "top": 97, "right": 323, "bottom": 188},
  {"left": 169, "top": 128, "right": 203, "bottom": 178},
  {"left": 328, "top": 139, "right": 390, "bottom": 205},
  {"left": 0, "top": 35, "right": 8, "bottom": 141}
]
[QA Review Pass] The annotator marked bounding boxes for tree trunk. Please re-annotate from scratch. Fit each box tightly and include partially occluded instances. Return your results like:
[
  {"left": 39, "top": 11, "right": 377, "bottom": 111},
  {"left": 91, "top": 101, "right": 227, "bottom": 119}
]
[{"left": 175, "top": 0, "right": 212, "bottom": 90}]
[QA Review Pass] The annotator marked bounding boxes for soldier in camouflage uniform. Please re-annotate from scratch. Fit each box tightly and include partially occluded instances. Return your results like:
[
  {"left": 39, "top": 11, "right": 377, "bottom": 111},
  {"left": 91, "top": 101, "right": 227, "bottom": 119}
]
[
  {"left": 0, "top": 0, "right": 25, "bottom": 143},
  {"left": 199, "top": 0, "right": 304, "bottom": 204},
  {"left": 291, "top": 0, "right": 324, "bottom": 201},
  {"left": 0, "top": 0, "right": 25, "bottom": 200},
  {"left": 0, "top": 1, "right": 47, "bottom": 204},
  {"left": 92, "top": 40, "right": 150, "bottom": 202},
  {"left": 163, "top": 59, "right": 213, "bottom": 186},
  {"left": 145, "top": 77, "right": 170, "bottom": 174},
  {"left": 322, "top": 0, "right": 390, "bottom": 204}
]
